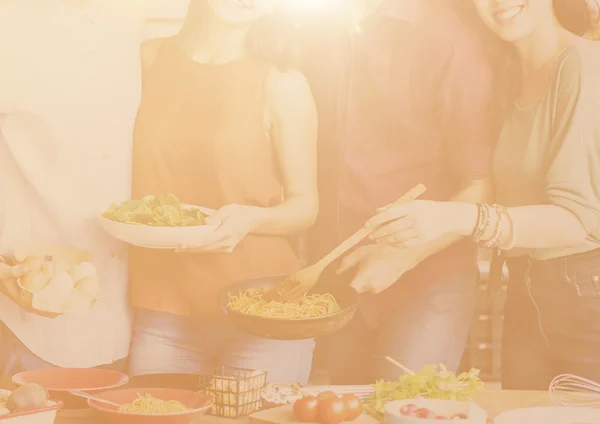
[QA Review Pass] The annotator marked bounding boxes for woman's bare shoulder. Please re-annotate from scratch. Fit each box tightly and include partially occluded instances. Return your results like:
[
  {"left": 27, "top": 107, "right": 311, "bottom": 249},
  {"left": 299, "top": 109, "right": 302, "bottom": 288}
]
[
  {"left": 264, "top": 67, "right": 315, "bottom": 114},
  {"left": 140, "top": 38, "right": 167, "bottom": 70}
]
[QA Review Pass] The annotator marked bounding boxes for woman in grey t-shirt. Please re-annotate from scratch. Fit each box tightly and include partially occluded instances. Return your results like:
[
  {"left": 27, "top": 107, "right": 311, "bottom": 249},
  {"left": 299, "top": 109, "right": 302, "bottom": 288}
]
[{"left": 357, "top": 0, "right": 600, "bottom": 389}]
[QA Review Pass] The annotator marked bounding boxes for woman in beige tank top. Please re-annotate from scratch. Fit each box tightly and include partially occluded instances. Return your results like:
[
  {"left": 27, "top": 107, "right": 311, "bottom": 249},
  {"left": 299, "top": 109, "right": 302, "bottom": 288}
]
[
  {"left": 350, "top": 0, "right": 600, "bottom": 389},
  {"left": 128, "top": 0, "right": 318, "bottom": 384}
]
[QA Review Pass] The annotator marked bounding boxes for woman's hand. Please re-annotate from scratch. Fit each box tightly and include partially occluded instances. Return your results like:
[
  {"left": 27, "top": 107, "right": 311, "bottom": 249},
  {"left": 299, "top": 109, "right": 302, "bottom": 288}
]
[
  {"left": 366, "top": 200, "right": 468, "bottom": 247},
  {"left": 0, "top": 262, "right": 27, "bottom": 280},
  {"left": 337, "top": 244, "right": 422, "bottom": 294},
  {"left": 180, "top": 204, "right": 261, "bottom": 252}
]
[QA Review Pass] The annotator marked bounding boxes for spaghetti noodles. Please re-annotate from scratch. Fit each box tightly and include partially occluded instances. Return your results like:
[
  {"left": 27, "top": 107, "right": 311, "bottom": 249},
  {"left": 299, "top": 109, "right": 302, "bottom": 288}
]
[
  {"left": 118, "top": 393, "right": 188, "bottom": 414},
  {"left": 227, "top": 288, "right": 341, "bottom": 319}
]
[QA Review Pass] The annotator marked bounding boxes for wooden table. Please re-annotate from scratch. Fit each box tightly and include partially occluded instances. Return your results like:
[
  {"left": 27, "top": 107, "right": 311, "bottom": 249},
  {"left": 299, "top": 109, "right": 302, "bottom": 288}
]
[{"left": 200, "top": 390, "right": 553, "bottom": 423}]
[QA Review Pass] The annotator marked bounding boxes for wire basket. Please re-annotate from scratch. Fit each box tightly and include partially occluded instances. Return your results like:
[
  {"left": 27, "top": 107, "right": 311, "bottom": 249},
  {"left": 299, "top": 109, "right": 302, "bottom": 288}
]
[{"left": 201, "top": 366, "right": 267, "bottom": 418}]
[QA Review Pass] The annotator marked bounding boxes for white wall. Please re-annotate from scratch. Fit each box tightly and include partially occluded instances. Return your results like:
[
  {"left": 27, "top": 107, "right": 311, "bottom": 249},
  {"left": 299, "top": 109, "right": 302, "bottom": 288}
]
[{"left": 142, "top": 0, "right": 189, "bottom": 40}]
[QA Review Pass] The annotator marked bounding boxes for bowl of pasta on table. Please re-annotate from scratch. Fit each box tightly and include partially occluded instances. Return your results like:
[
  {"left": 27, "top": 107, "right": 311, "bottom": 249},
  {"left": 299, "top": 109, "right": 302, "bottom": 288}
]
[
  {"left": 219, "top": 274, "right": 358, "bottom": 340},
  {"left": 87, "top": 388, "right": 213, "bottom": 424},
  {"left": 98, "top": 194, "right": 220, "bottom": 249}
]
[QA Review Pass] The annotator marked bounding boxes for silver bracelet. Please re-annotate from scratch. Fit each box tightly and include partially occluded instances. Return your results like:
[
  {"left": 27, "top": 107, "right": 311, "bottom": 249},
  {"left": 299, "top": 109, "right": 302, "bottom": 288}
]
[
  {"left": 499, "top": 207, "right": 516, "bottom": 250},
  {"left": 473, "top": 204, "right": 490, "bottom": 242},
  {"left": 485, "top": 205, "right": 504, "bottom": 248}
]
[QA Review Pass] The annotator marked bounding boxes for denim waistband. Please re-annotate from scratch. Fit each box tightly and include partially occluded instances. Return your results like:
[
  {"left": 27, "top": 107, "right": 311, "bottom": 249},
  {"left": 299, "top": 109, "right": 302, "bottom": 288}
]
[
  {"left": 505, "top": 248, "right": 600, "bottom": 281},
  {"left": 488, "top": 248, "right": 600, "bottom": 296}
]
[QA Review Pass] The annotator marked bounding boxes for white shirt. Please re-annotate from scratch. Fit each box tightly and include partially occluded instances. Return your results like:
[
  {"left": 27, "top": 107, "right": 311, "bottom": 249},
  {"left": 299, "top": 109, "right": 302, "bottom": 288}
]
[{"left": 0, "top": 0, "right": 143, "bottom": 367}]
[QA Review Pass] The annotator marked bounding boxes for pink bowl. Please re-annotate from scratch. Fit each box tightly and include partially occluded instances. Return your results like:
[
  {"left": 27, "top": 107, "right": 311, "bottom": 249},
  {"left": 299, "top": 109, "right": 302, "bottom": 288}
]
[
  {"left": 13, "top": 368, "right": 129, "bottom": 391},
  {"left": 88, "top": 388, "right": 214, "bottom": 424},
  {"left": 12, "top": 368, "right": 129, "bottom": 409}
]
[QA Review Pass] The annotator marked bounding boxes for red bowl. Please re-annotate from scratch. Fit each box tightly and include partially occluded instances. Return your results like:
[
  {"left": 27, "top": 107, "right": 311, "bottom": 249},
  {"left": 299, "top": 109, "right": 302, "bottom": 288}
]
[
  {"left": 12, "top": 368, "right": 129, "bottom": 409},
  {"left": 88, "top": 388, "right": 214, "bottom": 424}
]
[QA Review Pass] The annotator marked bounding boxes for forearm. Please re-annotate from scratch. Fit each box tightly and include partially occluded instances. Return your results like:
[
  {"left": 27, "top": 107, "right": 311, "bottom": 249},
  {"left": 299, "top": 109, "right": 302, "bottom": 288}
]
[
  {"left": 247, "top": 196, "right": 318, "bottom": 237},
  {"left": 451, "top": 203, "right": 588, "bottom": 249},
  {"left": 407, "top": 179, "right": 491, "bottom": 261}
]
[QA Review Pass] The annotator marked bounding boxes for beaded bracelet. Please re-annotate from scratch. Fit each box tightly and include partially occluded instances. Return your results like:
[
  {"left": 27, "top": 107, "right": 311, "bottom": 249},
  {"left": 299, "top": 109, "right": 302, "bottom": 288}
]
[{"left": 473, "top": 204, "right": 490, "bottom": 242}]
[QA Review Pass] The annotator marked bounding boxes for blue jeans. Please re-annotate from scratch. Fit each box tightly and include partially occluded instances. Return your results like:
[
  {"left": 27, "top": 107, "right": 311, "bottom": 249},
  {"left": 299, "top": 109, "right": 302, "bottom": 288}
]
[
  {"left": 0, "top": 324, "right": 125, "bottom": 376},
  {"left": 503, "top": 249, "right": 600, "bottom": 390},
  {"left": 320, "top": 267, "right": 478, "bottom": 384},
  {"left": 128, "top": 309, "right": 315, "bottom": 385}
]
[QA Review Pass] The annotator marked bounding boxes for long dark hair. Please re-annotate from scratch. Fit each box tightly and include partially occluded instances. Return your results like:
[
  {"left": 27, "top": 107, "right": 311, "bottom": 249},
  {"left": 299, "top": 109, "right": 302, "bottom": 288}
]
[
  {"left": 182, "top": 0, "right": 301, "bottom": 70},
  {"left": 554, "top": 0, "right": 599, "bottom": 36},
  {"left": 446, "top": 1, "right": 516, "bottom": 131},
  {"left": 245, "top": 11, "right": 303, "bottom": 70}
]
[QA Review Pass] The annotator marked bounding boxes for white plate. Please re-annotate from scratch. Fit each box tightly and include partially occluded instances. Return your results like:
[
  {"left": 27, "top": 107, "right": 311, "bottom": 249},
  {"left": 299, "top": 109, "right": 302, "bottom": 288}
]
[
  {"left": 495, "top": 407, "right": 600, "bottom": 424},
  {"left": 98, "top": 205, "right": 222, "bottom": 249},
  {"left": 0, "top": 389, "right": 61, "bottom": 424}
]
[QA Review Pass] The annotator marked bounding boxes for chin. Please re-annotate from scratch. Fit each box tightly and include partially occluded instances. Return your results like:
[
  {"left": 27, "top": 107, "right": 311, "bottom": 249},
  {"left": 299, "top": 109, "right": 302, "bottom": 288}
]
[
  {"left": 490, "top": 26, "right": 533, "bottom": 43},
  {"left": 207, "top": 0, "right": 267, "bottom": 25}
]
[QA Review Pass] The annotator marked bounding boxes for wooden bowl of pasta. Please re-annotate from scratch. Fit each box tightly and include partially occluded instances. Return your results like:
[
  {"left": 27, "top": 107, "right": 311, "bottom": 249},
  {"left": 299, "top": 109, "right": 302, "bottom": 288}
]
[
  {"left": 88, "top": 388, "right": 213, "bottom": 424},
  {"left": 219, "top": 274, "right": 358, "bottom": 340}
]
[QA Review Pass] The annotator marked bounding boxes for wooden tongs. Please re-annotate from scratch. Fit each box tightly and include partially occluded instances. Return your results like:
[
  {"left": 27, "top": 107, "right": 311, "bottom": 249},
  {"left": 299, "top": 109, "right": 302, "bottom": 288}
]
[{"left": 263, "top": 184, "right": 427, "bottom": 302}]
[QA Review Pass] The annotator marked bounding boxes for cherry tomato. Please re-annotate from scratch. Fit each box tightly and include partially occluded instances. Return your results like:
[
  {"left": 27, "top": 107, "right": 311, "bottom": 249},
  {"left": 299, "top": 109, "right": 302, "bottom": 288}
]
[
  {"left": 399, "top": 404, "right": 418, "bottom": 416},
  {"left": 318, "top": 391, "right": 338, "bottom": 401},
  {"left": 416, "top": 408, "right": 437, "bottom": 419},
  {"left": 341, "top": 394, "right": 362, "bottom": 421},
  {"left": 451, "top": 413, "right": 468, "bottom": 420},
  {"left": 293, "top": 396, "right": 319, "bottom": 422},
  {"left": 318, "top": 397, "right": 346, "bottom": 424}
]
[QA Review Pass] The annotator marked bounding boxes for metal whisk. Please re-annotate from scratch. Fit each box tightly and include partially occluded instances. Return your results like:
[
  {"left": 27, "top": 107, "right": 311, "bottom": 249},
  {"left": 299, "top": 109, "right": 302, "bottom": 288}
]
[{"left": 550, "top": 374, "right": 600, "bottom": 408}]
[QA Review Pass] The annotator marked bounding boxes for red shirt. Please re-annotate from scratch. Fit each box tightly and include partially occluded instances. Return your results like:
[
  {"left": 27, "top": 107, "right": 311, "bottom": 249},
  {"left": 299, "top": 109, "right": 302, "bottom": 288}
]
[{"left": 306, "top": 0, "right": 497, "bottom": 285}]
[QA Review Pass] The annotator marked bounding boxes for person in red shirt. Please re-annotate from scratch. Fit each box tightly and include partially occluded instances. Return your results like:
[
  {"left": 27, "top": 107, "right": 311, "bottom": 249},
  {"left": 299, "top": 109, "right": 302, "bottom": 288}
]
[{"left": 303, "top": 0, "right": 505, "bottom": 383}]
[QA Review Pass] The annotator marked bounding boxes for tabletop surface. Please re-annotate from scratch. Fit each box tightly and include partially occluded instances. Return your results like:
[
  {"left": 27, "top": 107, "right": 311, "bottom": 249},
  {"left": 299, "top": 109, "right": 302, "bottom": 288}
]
[
  {"left": 42, "top": 389, "right": 552, "bottom": 423},
  {"left": 203, "top": 390, "right": 554, "bottom": 424}
]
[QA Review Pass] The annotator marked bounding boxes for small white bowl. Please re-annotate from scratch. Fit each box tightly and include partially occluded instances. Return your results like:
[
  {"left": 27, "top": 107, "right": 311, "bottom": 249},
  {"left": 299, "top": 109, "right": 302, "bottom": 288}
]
[{"left": 385, "top": 399, "right": 487, "bottom": 424}]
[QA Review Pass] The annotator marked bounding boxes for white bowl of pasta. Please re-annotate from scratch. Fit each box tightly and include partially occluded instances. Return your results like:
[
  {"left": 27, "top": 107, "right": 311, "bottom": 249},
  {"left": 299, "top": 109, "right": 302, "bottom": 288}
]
[{"left": 87, "top": 388, "right": 213, "bottom": 424}]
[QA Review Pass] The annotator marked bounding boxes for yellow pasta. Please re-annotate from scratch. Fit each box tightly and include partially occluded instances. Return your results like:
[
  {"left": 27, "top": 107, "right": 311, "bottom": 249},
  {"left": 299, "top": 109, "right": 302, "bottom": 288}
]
[
  {"left": 227, "top": 288, "right": 341, "bottom": 319},
  {"left": 118, "top": 393, "right": 188, "bottom": 414}
]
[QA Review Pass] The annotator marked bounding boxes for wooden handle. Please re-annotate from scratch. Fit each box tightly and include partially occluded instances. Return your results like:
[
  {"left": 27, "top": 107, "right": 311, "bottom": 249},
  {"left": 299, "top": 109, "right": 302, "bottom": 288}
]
[{"left": 314, "top": 184, "right": 426, "bottom": 271}]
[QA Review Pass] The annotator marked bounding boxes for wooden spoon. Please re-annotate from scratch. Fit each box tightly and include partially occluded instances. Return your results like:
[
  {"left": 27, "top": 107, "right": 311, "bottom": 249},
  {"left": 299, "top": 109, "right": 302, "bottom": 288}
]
[
  {"left": 263, "top": 184, "right": 426, "bottom": 302},
  {"left": 69, "top": 390, "right": 122, "bottom": 408}
]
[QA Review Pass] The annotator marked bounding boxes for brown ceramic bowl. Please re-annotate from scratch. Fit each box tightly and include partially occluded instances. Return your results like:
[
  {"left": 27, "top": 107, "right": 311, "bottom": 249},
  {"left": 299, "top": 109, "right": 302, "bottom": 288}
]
[
  {"left": 12, "top": 368, "right": 129, "bottom": 409},
  {"left": 219, "top": 275, "right": 358, "bottom": 340},
  {"left": 88, "top": 388, "right": 213, "bottom": 424}
]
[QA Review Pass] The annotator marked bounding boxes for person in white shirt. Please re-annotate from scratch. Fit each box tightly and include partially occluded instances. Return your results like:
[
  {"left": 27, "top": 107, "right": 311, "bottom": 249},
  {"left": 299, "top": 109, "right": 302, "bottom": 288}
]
[{"left": 0, "top": 0, "right": 142, "bottom": 374}]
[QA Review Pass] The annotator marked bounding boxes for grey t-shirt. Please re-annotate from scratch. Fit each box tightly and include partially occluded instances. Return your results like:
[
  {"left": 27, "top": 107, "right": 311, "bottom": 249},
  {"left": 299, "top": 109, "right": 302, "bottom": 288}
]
[{"left": 494, "top": 38, "right": 600, "bottom": 260}]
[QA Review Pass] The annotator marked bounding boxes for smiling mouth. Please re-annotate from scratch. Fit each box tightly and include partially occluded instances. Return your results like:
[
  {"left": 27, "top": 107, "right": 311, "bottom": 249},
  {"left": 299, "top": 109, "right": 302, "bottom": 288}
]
[
  {"left": 228, "top": 0, "right": 252, "bottom": 8},
  {"left": 493, "top": 5, "right": 524, "bottom": 23}
]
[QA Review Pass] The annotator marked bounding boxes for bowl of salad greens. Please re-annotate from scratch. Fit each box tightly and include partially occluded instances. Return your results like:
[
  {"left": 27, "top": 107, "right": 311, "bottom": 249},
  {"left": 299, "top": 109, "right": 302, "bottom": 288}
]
[
  {"left": 364, "top": 365, "right": 484, "bottom": 424},
  {"left": 98, "top": 194, "right": 220, "bottom": 249}
]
